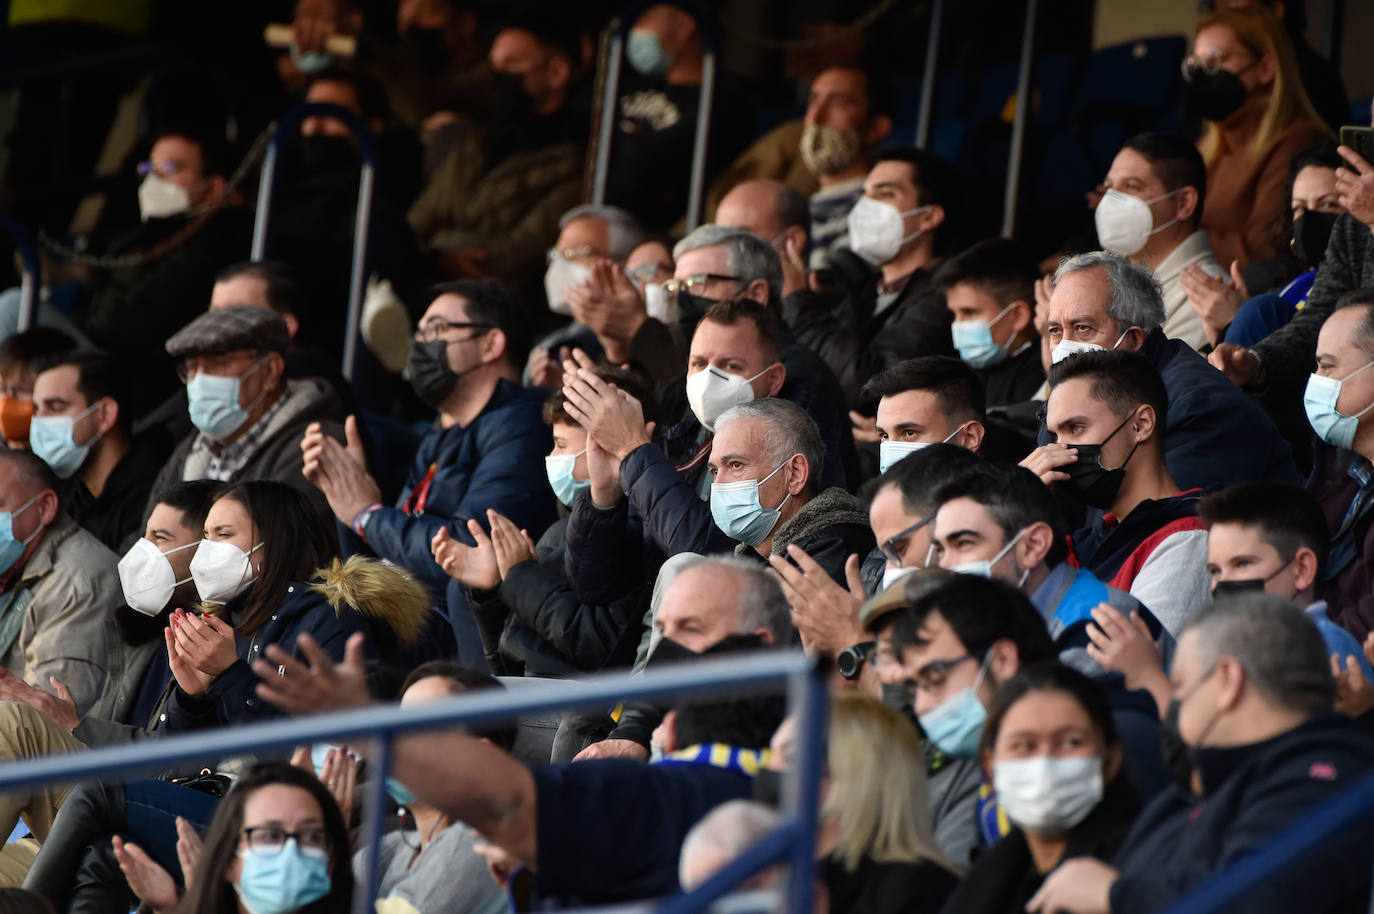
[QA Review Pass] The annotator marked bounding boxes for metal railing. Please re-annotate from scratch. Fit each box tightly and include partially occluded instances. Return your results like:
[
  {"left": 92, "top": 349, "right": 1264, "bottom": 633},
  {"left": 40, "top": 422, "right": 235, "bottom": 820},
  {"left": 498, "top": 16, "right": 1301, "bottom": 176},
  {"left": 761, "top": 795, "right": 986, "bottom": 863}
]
[
  {"left": 249, "top": 102, "right": 377, "bottom": 382},
  {"left": 0, "top": 215, "right": 42, "bottom": 332},
  {"left": 0, "top": 651, "right": 825, "bottom": 914}
]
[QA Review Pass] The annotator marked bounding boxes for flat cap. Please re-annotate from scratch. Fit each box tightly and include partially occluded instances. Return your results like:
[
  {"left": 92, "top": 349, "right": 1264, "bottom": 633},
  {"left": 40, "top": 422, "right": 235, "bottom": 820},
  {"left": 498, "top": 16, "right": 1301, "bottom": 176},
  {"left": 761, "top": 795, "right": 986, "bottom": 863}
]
[
  {"left": 860, "top": 567, "right": 959, "bottom": 630},
  {"left": 165, "top": 305, "right": 290, "bottom": 358}
]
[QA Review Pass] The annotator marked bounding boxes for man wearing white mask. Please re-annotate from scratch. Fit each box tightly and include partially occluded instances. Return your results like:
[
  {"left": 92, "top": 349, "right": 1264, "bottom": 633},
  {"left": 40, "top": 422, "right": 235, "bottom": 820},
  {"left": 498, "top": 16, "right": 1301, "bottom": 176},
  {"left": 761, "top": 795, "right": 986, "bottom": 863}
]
[
  {"left": 30, "top": 354, "right": 167, "bottom": 553},
  {"left": 0, "top": 481, "right": 214, "bottom": 883},
  {"left": 1094, "top": 132, "right": 1225, "bottom": 351},
  {"left": 1035, "top": 250, "right": 1296, "bottom": 492},
  {"left": 149, "top": 305, "right": 346, "bottom": 523},
  {"left": 783, "top": 146, "right": 960, "bottom": 410}
]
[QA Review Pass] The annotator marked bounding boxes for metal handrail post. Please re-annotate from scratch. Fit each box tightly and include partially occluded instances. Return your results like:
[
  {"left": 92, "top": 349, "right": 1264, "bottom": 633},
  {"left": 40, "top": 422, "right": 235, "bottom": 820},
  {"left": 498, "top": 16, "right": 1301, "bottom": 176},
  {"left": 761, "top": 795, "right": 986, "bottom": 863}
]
[
  {"left": 354, "top": 735, "right": 392, "bottom": 914},
  {"left": 592, "top": 31, "right": 625, "bottom": 205},
  {"left": 783, "top": 664, "right": 827, "bottom": 914},
  {"left": 1001, "top": 0, "right": 1038, "bottom": 237},
  {"left": 914, "top": 0, "right": 946, "bottom": 149},
  {"left": 0, "top": 215, "right": 42, "bottom": 332}
]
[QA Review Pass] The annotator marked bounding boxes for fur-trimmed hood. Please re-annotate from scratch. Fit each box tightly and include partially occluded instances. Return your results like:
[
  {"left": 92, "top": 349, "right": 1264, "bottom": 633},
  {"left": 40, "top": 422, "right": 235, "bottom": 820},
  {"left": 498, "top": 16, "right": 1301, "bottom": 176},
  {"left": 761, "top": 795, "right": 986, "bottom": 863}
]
[{"left": 309, "top": 555, "right": 431, "bottom": 648}]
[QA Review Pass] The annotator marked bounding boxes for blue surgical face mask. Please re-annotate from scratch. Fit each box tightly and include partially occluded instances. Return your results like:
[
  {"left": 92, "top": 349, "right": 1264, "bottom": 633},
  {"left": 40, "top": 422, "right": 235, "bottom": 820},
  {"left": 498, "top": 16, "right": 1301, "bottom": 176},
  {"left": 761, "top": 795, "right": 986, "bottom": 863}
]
[
  {"left": 289, "top": 42, "right": 335, "bottom": 76},
  {"left": 918, "top": 653, "right": 992, "bottom": 758},
  {"left": 235, "top": 839, "right": 331, "bottom": 914},
  {"left": 1304, "top": 360, "right": 1374, "bottom": 450},
  {"left": 951, "top": 302, "right": 1017, "bottom": 369},
  {"left": 545, "top": 448, "right": 590, "bottom": 507},
  {"left": 28, "top": 401, "right": 103, "bottom": 480},
  {"left": 878, "top": 421, "right": 971, "bottom": 474},
  {"left": 626, "top": 29, "right": 672, "bottom": 77},
  {"left": 710, "top": 459, "right": 792, "bottom": 547},
  {"left": 386, "top": 777, "right": 418, "bottom": 807},
  {"left": 187, "top": 360, "right": 267, "bottom": 441},
  {"left": 947, "top": 528, "right": 1030, "bottom": 587},
  {"left": 0, "top": 494, "right": 43, "bottom": 577}
]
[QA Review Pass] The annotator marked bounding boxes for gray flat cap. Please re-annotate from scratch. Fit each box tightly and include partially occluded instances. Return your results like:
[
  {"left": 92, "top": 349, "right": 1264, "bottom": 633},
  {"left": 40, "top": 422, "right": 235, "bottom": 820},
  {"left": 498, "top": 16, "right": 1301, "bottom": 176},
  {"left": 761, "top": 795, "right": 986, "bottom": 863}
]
[{"left": 165, "top": 305, "right": 290, "bottom": 358}]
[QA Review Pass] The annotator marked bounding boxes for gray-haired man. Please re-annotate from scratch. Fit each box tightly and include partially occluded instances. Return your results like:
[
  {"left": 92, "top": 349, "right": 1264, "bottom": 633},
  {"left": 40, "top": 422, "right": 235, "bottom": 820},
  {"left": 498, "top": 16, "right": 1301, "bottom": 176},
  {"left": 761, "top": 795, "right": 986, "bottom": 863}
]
[{"left": 1036, "top": 251, "right": 1297, "bottom": 491}]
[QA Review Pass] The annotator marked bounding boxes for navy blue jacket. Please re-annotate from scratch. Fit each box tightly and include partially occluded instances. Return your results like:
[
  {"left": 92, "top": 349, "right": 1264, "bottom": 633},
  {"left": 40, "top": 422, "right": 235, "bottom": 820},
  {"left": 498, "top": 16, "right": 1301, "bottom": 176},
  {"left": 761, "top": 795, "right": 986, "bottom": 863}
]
[
  {"left": 163, "top": 580, "right": 377, "bottom": 732},
  {"left": 1110, "top": 714, "right": 1374, "bottom": 914},
  {"left": 341, "top": 378, "right": 556, "bottom": 602}
]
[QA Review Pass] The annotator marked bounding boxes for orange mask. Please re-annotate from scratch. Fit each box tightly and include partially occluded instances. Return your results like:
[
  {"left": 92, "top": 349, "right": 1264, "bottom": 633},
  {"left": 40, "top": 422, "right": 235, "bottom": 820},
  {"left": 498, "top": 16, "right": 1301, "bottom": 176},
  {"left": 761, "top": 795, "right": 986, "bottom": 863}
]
[{"left": 0, "top": 395, "right": 34, "bottom": 445}]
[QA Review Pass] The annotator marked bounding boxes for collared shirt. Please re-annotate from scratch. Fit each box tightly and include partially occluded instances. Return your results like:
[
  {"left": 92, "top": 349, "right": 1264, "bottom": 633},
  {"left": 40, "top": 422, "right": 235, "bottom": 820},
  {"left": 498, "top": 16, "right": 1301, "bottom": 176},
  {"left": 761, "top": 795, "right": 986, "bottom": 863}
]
[{"left": 192, "top": 391, "right": 288, "bottom": 482}]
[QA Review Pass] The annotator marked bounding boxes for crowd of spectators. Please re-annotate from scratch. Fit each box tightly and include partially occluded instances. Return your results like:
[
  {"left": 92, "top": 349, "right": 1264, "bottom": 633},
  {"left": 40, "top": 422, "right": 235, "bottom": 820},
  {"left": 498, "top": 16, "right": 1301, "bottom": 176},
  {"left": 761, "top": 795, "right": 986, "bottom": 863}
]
[{"left": 0, "top": 0, "right": 1372, "bottom": 912}]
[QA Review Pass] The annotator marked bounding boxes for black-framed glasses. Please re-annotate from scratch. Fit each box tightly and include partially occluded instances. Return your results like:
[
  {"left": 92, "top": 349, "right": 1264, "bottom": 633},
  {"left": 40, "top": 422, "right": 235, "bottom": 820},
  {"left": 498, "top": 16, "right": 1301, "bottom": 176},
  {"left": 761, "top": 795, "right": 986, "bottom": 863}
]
[
  {"left": 912, "top": 653, "right": 978, "bottom": 694},
  {"left": 880, "top": 515, "right": 934, "bottom": 567},
  {"left": 415, "top": 318, "right": 494, "bottom": 343},
  {"left": 239, "top": 825, "right": 331, "bottom": 856},
  {"left": 662, "top": 273, "right": 741, "bottom": 298}
]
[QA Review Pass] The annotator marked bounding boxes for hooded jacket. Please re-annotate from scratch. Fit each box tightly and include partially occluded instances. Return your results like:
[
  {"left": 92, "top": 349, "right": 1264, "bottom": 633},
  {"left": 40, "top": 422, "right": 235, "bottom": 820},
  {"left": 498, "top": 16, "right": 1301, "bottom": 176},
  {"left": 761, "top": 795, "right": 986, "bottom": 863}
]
[
  {"left": 164, "top": 556, "right": 431, "bottom": 732},
  {"left": 148, "top": 376, "right": 346, "bottom": 523},
  {"left": 736, "top": 486, "right": 876, "bottom": 586}
]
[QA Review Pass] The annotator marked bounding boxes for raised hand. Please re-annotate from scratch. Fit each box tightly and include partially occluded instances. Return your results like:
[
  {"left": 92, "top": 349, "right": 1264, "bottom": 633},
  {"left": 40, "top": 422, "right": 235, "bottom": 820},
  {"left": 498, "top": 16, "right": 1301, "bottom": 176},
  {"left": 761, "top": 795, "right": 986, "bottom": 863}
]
[
  {"left": 113, "top": 836, "right": 178, "bottom": 914},
  {"left": 767, "top": 547, "right": 866, "bottom": 657},
  {"left": 431, "top": 520, "right": 500, "bottom": 590},
  {"left": 487, "top": 509, "right": 537, "bottom": 580},
  {"left": 254, "top": 632, "right": 373, "bottom": 716},
  {"left": 561, "top": 348, "right": 650, "bottom": 460},
  {"left": 1019, "top": 443, "right": 1079, "bottom": 487}
]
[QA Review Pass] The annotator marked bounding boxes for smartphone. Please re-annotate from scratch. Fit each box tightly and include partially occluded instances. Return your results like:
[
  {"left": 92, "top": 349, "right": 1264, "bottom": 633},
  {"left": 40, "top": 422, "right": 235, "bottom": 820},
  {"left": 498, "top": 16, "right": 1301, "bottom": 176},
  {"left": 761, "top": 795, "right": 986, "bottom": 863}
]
[{"left": 1340, "top": 125, "right": 1374, "bottom": 164}]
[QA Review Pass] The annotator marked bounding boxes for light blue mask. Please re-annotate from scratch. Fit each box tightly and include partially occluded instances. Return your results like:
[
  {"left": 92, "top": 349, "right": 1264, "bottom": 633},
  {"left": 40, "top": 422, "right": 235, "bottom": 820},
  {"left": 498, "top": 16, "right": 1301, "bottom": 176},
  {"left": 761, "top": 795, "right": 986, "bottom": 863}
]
[
  {"left": 545, "top": 449, "right": 590, "bottom": 507},
  {"left": 951, "top": 302, "right": 1017, "bottom": 369},
  {"left": 28, "top": 401, "right": 103, "bottom": 480},
  {"left": 917, "top": 653, "right": 991, "bottom": 758},
  {"left": 626, "top": 29, "right": 672, "bottom": 77},
  {"left": 0, "top": 494, "right": 43, "bottom": 577},
  {"left": 289, "top": 43, "right": 335, "bottom": 76},
  {"left": 710, "top": 460, "right": 792, "bottom": 548},
  {"left": 386, "top": 777, "right": 418, "bottom": 807},
  {"left": 1304, "top": 361, "right": 1374, "bottom": 450},
  {"left": 187, "top": 361, "right": 266, "bottom": 441},
  {"left": 236, "top": 840, "right": 331, "bottom": 914},
  {"left": 878, "top": 421, "right": 971, "bottom": 474}
]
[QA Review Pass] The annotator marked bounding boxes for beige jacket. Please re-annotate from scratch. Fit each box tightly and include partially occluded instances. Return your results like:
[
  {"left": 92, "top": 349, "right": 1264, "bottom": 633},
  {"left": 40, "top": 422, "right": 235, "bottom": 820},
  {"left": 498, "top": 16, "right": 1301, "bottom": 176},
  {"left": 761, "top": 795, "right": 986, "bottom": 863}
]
[
  {"left": 2, "top": 513, "right": 119, "bottom": 716},
  {"left": 1155, "top": 229, "right": 1226, "bottom": 352}
]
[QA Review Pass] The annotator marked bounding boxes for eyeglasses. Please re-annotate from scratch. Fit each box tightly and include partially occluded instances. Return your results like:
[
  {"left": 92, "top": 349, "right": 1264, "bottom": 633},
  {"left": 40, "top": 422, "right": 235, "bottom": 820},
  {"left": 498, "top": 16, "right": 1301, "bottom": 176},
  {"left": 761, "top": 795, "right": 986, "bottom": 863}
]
[
  {"left": 661, "top": 273, "right": 741, "bottom": 298},
  {"left": 546, "top": 245, "right": 604, "bottom": 264},
  {"left": 176, "top": 354, "right": 261, "bottom": 384},
  {"left": 879, "top": 515, "right": 934, "bottom": 567},
  {"left": 414, "top": 318, "right": 493, "bottom": 343},
  {"left": 137, "top": 160, "right": 191, "bottom": 179},
  {"left": 626, "top": 260, "right": 673, "bottom": 285},
  {"left": 1180, "top": 48, "right": 1254, "bottom": 81},
  {"left": 912, "top": 653, "right": 978, "bottom": 694},
  {"left": 239, "top": 825, "right": 331, "bottom": 856}
]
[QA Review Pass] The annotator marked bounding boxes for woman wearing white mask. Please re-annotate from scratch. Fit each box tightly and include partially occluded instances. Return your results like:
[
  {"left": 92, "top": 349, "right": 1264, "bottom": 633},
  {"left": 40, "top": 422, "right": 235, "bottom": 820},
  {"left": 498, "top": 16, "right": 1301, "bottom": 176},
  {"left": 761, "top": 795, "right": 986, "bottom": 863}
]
[
  {"left": 940, "top": 664, "right": 1138, "bottom": 914},
  {"left": 164, "top": 480, "right": 431, "bottom": 732}
]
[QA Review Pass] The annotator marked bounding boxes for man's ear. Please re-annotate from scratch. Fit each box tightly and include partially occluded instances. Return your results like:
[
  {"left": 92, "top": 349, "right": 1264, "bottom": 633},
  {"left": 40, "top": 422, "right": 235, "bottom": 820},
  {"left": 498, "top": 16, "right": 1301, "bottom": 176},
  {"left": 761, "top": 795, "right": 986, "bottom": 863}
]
[
  {"left": 202, "top": 175, "right": 227, "bottom": 207},
  {"left": 482, "top": 327, "right": 509, "bottom": 366},
  {"left": 1018, "top": 520, "right": 1055, "bottom": 570},
  {"left": 282, "top": 312, "right": 301, "bottom": 340},
  {"left": 1215, "top": 656, "right": 1246, "bottom": 713},
  {"left": 546, "top": 53, "right": 572, "bottom": 93},
  {"left": 1292, "top": 545, "right": 1320, "bottom": 593},
  {"left": 987, "top": 637, "right": 1020, "bottom": 685},
  {"left": 1174, "top": 186, "right": 1200, "bottom": 224},
  {"left": 263, "top": 352, "right": 287, "bottom": 390},
  {"left": 863, "top": 113, "right": 893, "bottom": 148},
  {"left": 742, "top": 278, "right": 770, "bottom": 305},
  {"left": 95, "top": 397, "right": 120, "bottom": 437},
  {"left": 1118, "top": 326, "right": 1146, "bottom": 352},
  {"left": 956, "top": 419, "right": 985, "bottom": 454},
  {"left": 36, "top": 489, "right": 59, "bottom": 527},
  {"left": 1006, "top": 300, "right": 1033, "bottom": 337},
  {"left": 764, "top": 361, "right": 786, "bottom": 397},
  {"left": 915, "top": 204, "right": 946, "bottom": 235},
  {"left": 786, "top": 452, "right": 811, "bottom": 497},
  {"left": 1130, "top": 403, "right": 1157, "bottom": 444}
]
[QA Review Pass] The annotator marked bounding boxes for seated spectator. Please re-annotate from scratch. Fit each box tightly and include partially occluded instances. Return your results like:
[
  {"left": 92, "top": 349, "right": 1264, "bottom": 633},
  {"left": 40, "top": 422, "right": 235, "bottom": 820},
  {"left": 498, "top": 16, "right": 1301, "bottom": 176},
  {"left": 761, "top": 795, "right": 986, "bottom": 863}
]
[
  {"left": 929, "top": 462, "right": 1160, "bottom": 675},
  {"left": 76, "top": 126, "right": 252, "bottom": 415},
  {"left": 578, "top": 556, "right": 792, "bottom": 763},
  {"left": 707, "top": 399, "right": 873, "bottom": 579},
  {"left": 0, "top": 481, "right": 215, "bottom": 882},
  {"left": 255, "top": 632, "right": 787, "bottom": 908},
  {"left": 1201, "top": 482, "right": 1374, "bottom": 679},
  {"left": 819, "top": 693, "right": 958, "bottom": 914},
  {"left": 545, "top": 205, "right": 646, "bottom": 317},
  {"left": 798, "top": 65, "right": 894, "bottom": 274},
  {"left": 625, "top": 237, "right": 677, "bottom": 327},
  {"left": 936, "top": 238, "right": 1045, "bottom": 406},
  {"left": 1041, "top": 250, "right": 1298, "bottom": 490},
  {"left": 353, "top": 662, "right": 511, "bottom": 914},
  {"left": 782, "top": 147, "right": 960, "bottom": 409},
  {"left": 30, "top": 354, "right": 170, "bottom": 552},
  {"left": 679, "top": 800, "right": 787, "bottom": 892},
  {"left": 1027, "top": 350, "right": 1211, "bottom": 636},
  {"left": 860, "top": 357, "right": 987, "bottom": 476},
  {"left": 562, "top": 297, "right": 848, "bottom": 563},
  {"left": 860, "top": 572, "right": 1057, "bottom": 869},
  {"left": 0, "top": 328, "right": 77, "bottom": 449},
  {"left": 1188, "top": 7, "right": 1330, "bottom": 272},
  {"left": 433, "top": 366, "right": 659, "bottom": 677},
  {"left": 409, "top": 16, "right": 586, "bottom": 283},
  {"left": 1221, "top": 143, "right": 1346, "bottom": 347},
  {"left": 1092, "top": 132, "right": 1224, "bottom": 350},
  {"left": 607, "top": 4, "right": 751, "bottom": 231},
  {"left": 943, "top": 664, "right": 1140, "bottom": 914},
  {"left": 1304, "top": 291, "right": 1374, "bottom": 639},
  {"left": 304, "top": 280, "right": 555, "bottom": 662},
  {"left": 1029, "top": 595, "right": 1374, "bottom": 914},
  {"left": 714, "top": 178, "right": 811, "bottom": 300},
  {"left": 0, "top": 450, "right": 119, "bottom": 717},
  {"left": 151, "top": 305, "right": 346, "bottom": 522}
]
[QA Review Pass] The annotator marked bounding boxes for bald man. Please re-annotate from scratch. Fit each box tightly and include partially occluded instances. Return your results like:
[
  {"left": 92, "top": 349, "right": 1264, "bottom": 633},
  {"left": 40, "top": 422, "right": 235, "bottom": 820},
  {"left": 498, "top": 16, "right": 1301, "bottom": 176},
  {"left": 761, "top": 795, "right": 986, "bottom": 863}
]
[
  {"left": 715, "top": 179, "right": 811, "bottom": 299},
  {"left": 0, "top": 451, "right": 119, "bottom": 717}
]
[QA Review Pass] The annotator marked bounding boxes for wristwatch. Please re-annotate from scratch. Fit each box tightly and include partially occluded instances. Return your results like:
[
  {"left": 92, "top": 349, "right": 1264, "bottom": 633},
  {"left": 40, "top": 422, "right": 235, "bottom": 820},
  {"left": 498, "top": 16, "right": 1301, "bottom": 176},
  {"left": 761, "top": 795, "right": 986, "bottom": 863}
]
[{"left": 837, "top": 641, "right": 877, "bottom": 681}]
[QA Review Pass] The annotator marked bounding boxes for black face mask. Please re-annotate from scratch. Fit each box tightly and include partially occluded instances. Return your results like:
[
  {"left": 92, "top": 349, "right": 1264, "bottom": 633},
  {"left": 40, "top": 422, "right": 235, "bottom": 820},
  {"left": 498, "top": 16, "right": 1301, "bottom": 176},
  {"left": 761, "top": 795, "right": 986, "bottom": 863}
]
[
  {"left": 672, "top": 290, "right": 718, "bottom": 346},
  {"left": 297, "top": 135, "right": 358, "bottom": 175},
  {"left": 404, "top": 27, "right": 451, "bottom": 77},
  {"left": 1291, "top": 211, "right": 1339, "bottom": 267},
  {"left": 403, "top": 339, "right": 460, "bottom": 406},
  {"left": 1060, "top": 413, "right": 1139, "bottom": 510},
  {"left": 1160, "top": 698, "right": 1195, "bottom": 793},
  {"left": 488, "top": 71, "right": 535, "bottom": 121},
  {"left": 1211, "top": 577, "right": 1267, "bottom": 600},
  {"left": 1185, "top": 68, "right": 1249, "bottom": 122}
]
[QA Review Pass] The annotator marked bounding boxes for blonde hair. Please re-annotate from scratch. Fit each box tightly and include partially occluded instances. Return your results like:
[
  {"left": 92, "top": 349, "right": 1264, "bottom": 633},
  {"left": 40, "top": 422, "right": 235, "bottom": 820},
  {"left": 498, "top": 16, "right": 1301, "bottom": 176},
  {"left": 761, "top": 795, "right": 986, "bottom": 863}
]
[
  {"left": 1195, "top": 8, "right": 1331, "bottom": 167},
  {"left": 823, "top": 693, "right": 954, "bottom": 874}
]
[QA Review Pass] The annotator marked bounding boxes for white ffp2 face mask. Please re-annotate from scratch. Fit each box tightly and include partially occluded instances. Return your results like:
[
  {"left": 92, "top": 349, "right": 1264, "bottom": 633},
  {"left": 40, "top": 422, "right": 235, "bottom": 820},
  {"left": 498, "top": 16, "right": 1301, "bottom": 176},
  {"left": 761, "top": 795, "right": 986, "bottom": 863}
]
[
  {"left": 993, "top": 755, "right": 1104, "bottom": 834},
  {"left": 1050, "top": 330, "right": 1131, "bottom": 365},
  {"left": 1094, "top": 188, "right": 1179, "bottom": 256},
  {"left": 118, "top": 538, "right": 199, "bottom": 616},
  {"left": 847, "top": 197, "right": 932, "bottom": 266},
  {"left": 189, "top": 538, "right": 263, "bottom": 604},
  {"left": 544, "top": 258, "right": 592, "bottom": 316},
  {"left": 138, "top": 174, "right": 191, "bottom": 222},
  {"left": 685, "top": 365, "right": 771, "bottom": 431}
]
